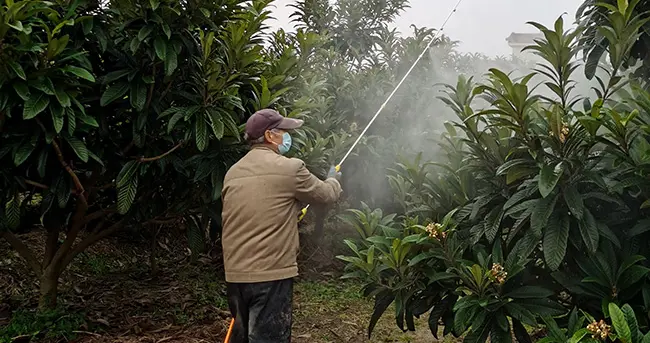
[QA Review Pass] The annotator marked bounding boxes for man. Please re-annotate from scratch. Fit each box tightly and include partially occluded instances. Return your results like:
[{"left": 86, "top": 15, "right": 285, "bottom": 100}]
[{"left": 221, "top": 108, "right": 342, "bottom": 342}]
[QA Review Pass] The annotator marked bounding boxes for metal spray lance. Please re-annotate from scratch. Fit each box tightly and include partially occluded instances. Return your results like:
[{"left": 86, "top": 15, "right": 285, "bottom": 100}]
[{"left": 297, "top": 0, "right": 464, "bottom": 221}]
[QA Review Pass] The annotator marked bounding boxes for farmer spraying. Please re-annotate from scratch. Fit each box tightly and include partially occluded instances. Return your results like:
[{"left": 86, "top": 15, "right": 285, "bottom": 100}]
[{"left": 221, "top": 109, "right": 343, "bottom": 342}]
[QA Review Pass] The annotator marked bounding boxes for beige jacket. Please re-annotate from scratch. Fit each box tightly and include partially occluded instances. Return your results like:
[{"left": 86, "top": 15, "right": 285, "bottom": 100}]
[{"left": 221, "top": 146, "right": 342, "bottom": 283}]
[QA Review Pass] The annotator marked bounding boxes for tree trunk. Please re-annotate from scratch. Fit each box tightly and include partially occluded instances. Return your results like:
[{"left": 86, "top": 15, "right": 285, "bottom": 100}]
[{"left": 38, "top": 272, "right": 59, "bottom": 311}]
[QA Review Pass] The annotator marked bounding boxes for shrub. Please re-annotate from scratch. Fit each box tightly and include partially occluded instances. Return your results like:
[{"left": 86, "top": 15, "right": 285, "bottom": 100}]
[{"left": 340, "top": 3, "right": 650, "bottom": 342}]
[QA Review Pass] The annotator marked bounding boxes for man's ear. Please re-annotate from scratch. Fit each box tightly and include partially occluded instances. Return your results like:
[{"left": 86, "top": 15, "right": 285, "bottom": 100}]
[{"left": 263, "top": 130, "right": 273, "bottom": 143}]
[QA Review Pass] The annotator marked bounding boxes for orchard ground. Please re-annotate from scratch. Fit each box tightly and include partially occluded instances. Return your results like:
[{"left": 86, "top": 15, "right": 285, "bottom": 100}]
[{"left": 0, "top": 229, "right": 447, "bottom": 343}]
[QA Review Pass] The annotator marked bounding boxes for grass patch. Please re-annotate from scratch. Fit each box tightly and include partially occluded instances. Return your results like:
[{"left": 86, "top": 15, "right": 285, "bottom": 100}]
[{"left": 0, "top": 306, "right": 86, "bottom": 343}]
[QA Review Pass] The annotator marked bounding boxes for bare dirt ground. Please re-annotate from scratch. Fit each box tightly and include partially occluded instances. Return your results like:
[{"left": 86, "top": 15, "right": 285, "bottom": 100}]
[{"left": 1, "top": 230, "right": 445, "bottom": 343}]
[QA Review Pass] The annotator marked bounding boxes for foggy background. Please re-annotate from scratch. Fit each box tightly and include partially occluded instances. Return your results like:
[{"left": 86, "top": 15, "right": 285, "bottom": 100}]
[{"left": 268, "top": 0, "right": 585, "bottom": 56}]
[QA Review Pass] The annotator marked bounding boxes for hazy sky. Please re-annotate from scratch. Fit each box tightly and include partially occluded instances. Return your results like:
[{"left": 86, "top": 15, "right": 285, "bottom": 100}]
[{"left": 267, "top": 0, "right": 585, "bottom": 56}]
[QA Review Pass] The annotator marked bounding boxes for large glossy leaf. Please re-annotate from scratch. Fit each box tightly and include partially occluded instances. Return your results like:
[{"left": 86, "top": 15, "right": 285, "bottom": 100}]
[
  {"left": 5, "top": 195, "right": 21, "bottom": 229},
  {"left": 23, "top": 92, "right": 50, "bottom": 119},
  {"left": 539, "top": 163, "right": 564, "bottom": 198},
  {"left": 512, "top": 319, "right": 532, "bottom": 343},
  {"left": 505, "top": 286, "right": 554, "bottom": 299},
  {"left": 195, "top": 117, "right": 208, "bottom": 152},
  {"left": 154, "top": 37, "right": 167, "bottom": 61},
  {"left": 117, "top": 174, "right": 138, "bottom": 214},
  {"left": 62, "top": 66, "right": 96, "bottom": 82},
  {"left": 621, "top": 304, "right": 639, "bottom": 343},
  {"left": 8, "top": 60, "right": 26, "bottom": 80},
  {"left": 13, "top": 136, "right": 37, "bottom": 166},
  {"left": 100, "top": 82, "right": 129, "bottom": 106},
  {"left": 368, "top": 291, "right": 395, "bottom": 338},
  {"left": 531, "top": 194, "right": 558, "bottom": 236},
  {"left": 543, "top": 211, "right": 570, "bottom": 270},
  {"left": 579, "top": 210, "right": 600, "bottom": 254},
  {"left": 563, "top": 185, "right": 584, "bottom": 219},
  {"left": 130, "top": 81, "right": 147, "bottom": 111},
  {"left": 64, "top": 136, "right": 89, "bottom": 162},
  {"left": 609, "top": 303, "right": 632, "bottom": 343}
]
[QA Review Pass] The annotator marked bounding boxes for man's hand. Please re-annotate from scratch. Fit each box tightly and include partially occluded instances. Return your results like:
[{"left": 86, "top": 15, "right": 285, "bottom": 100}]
[{"left": 327, "top": 165, "right": 342, "bottom": 180}]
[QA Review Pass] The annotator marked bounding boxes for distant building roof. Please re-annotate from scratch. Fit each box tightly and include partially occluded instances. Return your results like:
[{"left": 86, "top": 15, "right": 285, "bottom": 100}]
[{"left": 506, "top": 32, "right": 544, "bottom": 45}]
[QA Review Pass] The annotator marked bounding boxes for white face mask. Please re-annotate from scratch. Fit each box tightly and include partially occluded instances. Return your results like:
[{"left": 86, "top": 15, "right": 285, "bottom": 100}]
[{"left": 277, "top": 132, "right": 292, "bottom": 155}]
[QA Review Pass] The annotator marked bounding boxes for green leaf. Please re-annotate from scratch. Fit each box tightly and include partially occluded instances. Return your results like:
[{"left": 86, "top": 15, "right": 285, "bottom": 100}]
[
  {"left": 570, "top": 329, "right": 590, "bottom": 343},
  {"left": 5, "top": 194, "right": 21, "bottom": 229},
  {"left": 162, "top": 23, "right": 171, "bottom": 39},
  {"left": 531, "top": 194, "right": 558, "bottom": 236},
  {"left": 88, "top": 150, "right": 104, "bottom": 166},
  {"left": 579, "top": 210, "right": 600, "bottom": 254},
  {"left": 539, "top": 163, "right": 564, "bottom": 198},
  {"left": 505, "top": 286, "right": 554, "bottom": 299},
  {"left": 543, "top": 212, "right": 570, "bottom": 270},
  {"left": 627, "top": 219, "right": 650, "bottom": 237},
  {"left": 195, "top": 116, "right": 208, "bottom": 151},
  {"left": 67, "top": 109, "right": 76, "bottom": 136},
  {"left": 208, "top": 111, "right": 225, "bottom": 139},
  {"left": 621, "top": 304, "right": 639, "bottom": 343},
  {"left": 55, "top": 176, "right": 70, "bottom": 208},
  {"left": 154, "top": 37, "right": 167, "bottom": 61},
  {"left": 563, "top": 185, "right": 584, "bottom": 219},
  {"left": 167, "top": 111, "right": 184, "bottom": 133},
  {"left": 30, "top": 78, "right": 55, "bottom": 95},
  {"left": 8, "top": 60, "right": 26, "bottom": 80},
  {"left": 14, "top": 137, "right": 37, "bottom": 166},
  {"left": 187, "top": 216, "right": 206, "bottom": 261},
  {"left": 64, "top": 136, "right": 89, "bottom": 162},
  {"left": 102, "top": 69, "right": 130, "bottom": 84},
  {"left": 484, "top": 207, "right": 504, "bottom": 242},
  {"left": 100, "top": 82, "right": 129, "bottom": 106},
  {"left": 51, "top": 105, "right": 64, "bottom": 133},
  {"left": 36, "top": 148, "right": 49, "bottom": 178},
  {"left": 13, "top": 82, "right": 30, "bottom": 101},
  {"left": 62, "top": 66, "right": 96, "bottom": 82},
  {"left": 54, "top": 88, "right": 71, "bottom": 107},
  {"left": 368, "top": 292, "right": 395, "bottom": 338},
  {"left": 130, "top": 81, "right": 147, "bottom": 111},
  {"left": 137, "top": 26, "right": 153, "bottom": 41},
  {"left": 512, "top": 320, "right": 532, "bottom": 343},
  {"left": 117, "top": 161, "right": 140, "bottom": 188},
  {"left": 164, "top": 47, "right": 178, "bottom": 76},
  {"left": 609, "top": 303, "right": 632, "bottom": 343},
  {"left": 117, "top": 174, "right": 138, "bottom": 215},
  {"left": 619, "top": 265, "right": 650, "bottom": 289},
  {"left": 643, "top": 332, "right": 650, "bottom": 343},
  {"left": 78, "top": 114, "right": 99, "bottom": 128},
  {"left": 23, "top": 93, "right": 50, "bottom": 119}
]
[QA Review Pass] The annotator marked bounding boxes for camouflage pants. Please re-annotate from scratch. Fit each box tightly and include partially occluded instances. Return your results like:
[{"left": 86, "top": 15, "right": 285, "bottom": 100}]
[{"left": 226, "top": 278, "right": 293, "bottom": 343}]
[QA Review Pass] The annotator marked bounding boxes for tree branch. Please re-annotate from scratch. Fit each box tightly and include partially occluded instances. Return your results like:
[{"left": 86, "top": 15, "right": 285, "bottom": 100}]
[
  {"left": 24, "top": 180, "right": 49, "bottom": 190},
  {"left": 143, "top": 217, "right": 181, "bottom": 226},
  {"left": 35, "top": 118, "right": 88, "bottom": 207},
  {"left": 48, "top": 197, "right": 88, "bottom": 273},
  {"left": 23, "top": 179, "right": 79, "bottom": 195},
  {"left": 60, "top": 219, "right": 126, "bottom": 270},
  {"left": 52, "top": 139, "right": 87, "bottom": 206},
  {"left": 136, "top": 141, "right": 184, "bottom": 162},
  {"left": 43, "top": 228, "right": 60, "bottom": 270},
  {"left": 1, "top": 231, "right": 42, "bottom": 275},
  {"left": 82, "top": 207, "right": 117, "bottom": 224},
  {"left": 159, "top": 80, "right": 174, "bottom": 100}
]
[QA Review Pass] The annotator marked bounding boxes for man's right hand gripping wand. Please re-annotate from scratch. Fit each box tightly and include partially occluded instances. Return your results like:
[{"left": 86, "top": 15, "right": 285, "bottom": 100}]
[{"left": 298, "top": 164, "right": 341, "bottom": 221}]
